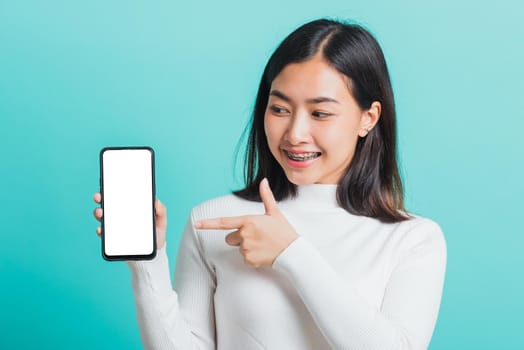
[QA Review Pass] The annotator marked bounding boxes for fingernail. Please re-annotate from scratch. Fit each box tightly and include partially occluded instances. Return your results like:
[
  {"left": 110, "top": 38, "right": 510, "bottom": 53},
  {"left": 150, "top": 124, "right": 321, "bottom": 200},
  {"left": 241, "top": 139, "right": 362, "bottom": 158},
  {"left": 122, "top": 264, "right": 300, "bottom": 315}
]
[{"left": 194, "top": 221, "right": 202, "bottom": 229}]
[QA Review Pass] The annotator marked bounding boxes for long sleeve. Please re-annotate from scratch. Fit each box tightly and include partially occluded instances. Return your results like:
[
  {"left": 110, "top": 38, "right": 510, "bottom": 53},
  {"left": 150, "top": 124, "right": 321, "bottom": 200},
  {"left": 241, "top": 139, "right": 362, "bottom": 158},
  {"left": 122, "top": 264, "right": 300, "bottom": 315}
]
[
  {"left": 126, "top": 214, "right": 216, "bottom": 350},
  {"left": 272, "top": 218, "right": 447, "bottom": 350}
]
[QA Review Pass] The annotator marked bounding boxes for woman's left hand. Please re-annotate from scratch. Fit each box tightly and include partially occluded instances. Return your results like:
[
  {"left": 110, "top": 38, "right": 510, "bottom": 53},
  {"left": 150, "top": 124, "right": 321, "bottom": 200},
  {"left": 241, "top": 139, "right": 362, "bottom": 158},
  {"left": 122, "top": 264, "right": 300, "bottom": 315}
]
[{"left": 194, "top": 178, "right": 299, "bottom": 268}]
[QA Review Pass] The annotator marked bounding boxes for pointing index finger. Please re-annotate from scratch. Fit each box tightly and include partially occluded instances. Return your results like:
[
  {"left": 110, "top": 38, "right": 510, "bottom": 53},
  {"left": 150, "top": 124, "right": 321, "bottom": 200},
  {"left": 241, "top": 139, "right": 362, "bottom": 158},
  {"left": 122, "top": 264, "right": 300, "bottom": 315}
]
[{"left": 194, "top": 216, "right": 248, "bottom": 230}]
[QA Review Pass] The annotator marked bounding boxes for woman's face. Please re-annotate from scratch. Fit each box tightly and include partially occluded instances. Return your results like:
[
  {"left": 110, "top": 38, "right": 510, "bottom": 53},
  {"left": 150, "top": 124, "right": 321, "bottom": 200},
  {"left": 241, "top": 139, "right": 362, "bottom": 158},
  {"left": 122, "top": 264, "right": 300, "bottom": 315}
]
[{"left": 264, "top": 55, "right": 380, "bottom": 185}]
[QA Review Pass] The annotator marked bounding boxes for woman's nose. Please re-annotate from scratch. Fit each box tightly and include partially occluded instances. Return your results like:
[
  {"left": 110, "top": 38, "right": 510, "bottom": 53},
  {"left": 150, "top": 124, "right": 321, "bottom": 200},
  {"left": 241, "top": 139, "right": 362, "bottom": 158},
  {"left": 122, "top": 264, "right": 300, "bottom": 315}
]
[{"left": 285, "top": 113, "right": 311, "bottom": 145}]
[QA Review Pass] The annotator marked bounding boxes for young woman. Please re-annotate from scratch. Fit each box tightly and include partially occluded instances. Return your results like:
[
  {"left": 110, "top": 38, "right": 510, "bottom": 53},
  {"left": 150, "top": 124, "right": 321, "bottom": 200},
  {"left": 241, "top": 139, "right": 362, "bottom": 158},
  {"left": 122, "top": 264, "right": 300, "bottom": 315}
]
[{"left": 93, "top": 18, "right": 447, "bottom": 350}]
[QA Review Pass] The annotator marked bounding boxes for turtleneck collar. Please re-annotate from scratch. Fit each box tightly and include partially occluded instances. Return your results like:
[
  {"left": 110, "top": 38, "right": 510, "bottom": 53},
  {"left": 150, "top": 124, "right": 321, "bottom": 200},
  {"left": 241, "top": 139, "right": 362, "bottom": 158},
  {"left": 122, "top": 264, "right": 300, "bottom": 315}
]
[{"left": 282, "top": 183, "right": 340, "bottom": 210}]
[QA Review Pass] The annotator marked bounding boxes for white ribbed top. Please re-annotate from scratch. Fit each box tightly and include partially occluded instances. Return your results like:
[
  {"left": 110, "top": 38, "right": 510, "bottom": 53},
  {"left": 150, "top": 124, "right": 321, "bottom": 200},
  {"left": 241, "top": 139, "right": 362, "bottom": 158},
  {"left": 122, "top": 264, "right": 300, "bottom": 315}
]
[{"left": 127, "top": 185, "right": 447, "bottom": 350}]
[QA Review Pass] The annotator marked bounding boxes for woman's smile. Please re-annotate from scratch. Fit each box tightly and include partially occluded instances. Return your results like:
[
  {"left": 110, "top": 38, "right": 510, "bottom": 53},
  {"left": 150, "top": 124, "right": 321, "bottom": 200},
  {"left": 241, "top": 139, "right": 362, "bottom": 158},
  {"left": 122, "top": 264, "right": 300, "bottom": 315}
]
[{"left": 283, "top": 149, "right": 322, "bottom": 168}]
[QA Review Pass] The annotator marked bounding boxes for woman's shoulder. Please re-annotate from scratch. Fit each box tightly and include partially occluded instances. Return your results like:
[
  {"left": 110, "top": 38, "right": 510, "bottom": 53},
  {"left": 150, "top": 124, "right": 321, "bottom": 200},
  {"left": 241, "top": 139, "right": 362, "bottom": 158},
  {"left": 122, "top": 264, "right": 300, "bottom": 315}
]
[
  {"left": 399, "top": 214, "right": 443, "bottom": 232},
  {"left": 189, "top": 193, "right": 264, "bottom": 222},
  {"left": 392, "top": 214, "right": 447, "bottom": 254}
]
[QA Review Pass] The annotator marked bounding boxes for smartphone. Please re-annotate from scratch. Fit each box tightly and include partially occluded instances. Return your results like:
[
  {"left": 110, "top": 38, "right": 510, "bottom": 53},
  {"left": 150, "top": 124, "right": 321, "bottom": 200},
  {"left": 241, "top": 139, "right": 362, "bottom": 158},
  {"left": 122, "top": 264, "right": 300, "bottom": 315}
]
[{"left": 99, "top": 146, "right": 157, "bottom": 261}]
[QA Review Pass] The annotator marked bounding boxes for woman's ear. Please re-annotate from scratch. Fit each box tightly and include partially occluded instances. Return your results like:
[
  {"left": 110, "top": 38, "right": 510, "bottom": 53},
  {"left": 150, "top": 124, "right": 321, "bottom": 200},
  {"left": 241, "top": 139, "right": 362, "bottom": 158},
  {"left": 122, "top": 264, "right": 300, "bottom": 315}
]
[{"left": 358, "top": 101, "right": 381, "bottom": 137}]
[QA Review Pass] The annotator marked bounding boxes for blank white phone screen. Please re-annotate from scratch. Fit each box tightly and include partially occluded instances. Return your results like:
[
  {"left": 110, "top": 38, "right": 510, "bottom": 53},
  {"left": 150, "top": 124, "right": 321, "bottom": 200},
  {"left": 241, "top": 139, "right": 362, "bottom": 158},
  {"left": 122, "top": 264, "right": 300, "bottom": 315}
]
[{"left": 102, "top": 149, "right": 154, "bottom": 256}]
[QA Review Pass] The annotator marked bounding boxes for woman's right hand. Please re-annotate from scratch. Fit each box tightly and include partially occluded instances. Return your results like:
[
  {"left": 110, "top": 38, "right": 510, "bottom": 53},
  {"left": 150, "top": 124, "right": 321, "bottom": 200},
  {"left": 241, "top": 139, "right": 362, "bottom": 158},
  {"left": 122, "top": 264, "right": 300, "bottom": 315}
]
[{"left": 93, "top": 192, "right": 168, "bottom": 250}]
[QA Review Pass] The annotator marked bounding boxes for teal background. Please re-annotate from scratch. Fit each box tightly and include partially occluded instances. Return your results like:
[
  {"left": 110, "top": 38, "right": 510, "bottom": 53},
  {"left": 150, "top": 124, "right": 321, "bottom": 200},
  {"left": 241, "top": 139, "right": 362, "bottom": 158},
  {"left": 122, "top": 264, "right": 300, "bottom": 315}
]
[{"left": 1, "top": 0, "right": 522, "bottom": 348}]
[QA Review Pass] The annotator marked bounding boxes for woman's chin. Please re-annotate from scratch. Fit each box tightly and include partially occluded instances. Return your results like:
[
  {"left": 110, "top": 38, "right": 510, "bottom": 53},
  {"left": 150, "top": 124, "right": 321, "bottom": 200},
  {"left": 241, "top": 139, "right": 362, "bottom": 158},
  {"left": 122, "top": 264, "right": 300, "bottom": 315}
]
[{"left": 284, "top": 173, "right": 317, "bottom": 186}]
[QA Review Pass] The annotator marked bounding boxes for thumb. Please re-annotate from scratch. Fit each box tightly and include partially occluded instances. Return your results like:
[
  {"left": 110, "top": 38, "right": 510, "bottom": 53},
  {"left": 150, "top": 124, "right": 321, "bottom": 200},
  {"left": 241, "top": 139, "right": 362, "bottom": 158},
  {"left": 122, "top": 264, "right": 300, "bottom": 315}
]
[
  {"left": 155, "top": 199, "right": 167, "bottom": 224},
  {"left": 260, "top": 178, "right": 279, "bottom": 216}
]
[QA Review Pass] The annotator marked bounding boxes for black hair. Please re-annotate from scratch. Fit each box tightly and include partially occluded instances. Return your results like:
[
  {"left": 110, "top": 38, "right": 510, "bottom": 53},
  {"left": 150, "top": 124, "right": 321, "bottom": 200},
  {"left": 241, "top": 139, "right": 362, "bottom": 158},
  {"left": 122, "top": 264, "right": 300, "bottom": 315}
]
[{"left": 233, "top": 18, "right": 409, "bottom": 223}]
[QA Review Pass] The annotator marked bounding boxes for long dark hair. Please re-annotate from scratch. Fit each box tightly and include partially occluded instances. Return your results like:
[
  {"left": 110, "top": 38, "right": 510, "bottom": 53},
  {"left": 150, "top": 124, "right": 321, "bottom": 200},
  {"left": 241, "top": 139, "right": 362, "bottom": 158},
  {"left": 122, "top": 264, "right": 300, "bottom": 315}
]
[{"left": 233, "top": 18, "right": 409, "bottom": 223}]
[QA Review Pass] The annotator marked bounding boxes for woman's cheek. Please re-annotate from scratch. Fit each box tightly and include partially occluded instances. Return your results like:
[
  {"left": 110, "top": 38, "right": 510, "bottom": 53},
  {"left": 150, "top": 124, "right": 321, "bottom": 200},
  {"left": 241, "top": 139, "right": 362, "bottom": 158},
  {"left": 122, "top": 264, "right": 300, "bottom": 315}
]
[{"left": 265, "top": 117, "right": 283, "bottom": 148}]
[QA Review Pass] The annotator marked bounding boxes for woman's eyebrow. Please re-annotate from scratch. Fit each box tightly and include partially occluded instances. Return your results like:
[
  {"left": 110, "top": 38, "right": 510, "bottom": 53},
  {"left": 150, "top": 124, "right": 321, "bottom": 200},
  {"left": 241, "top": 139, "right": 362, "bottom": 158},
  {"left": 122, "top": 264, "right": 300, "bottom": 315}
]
[{"left": 269, "top": 90, "right": 339, "bottom": 104}]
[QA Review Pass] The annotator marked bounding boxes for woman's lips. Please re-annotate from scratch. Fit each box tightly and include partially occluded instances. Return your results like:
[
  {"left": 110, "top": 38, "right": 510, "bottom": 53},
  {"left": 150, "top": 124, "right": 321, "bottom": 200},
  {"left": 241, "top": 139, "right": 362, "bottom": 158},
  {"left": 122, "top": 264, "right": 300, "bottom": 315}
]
[{"left": 282, "top": 149, "right": 321, "bottom": 168}]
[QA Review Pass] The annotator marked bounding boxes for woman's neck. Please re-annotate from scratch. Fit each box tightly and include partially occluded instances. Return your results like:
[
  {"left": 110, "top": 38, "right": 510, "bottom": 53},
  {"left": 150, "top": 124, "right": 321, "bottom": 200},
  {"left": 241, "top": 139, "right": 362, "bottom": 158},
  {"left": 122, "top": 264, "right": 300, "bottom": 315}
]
[{"left": 282, "top": 183, "right": 340, "bottom": 210}]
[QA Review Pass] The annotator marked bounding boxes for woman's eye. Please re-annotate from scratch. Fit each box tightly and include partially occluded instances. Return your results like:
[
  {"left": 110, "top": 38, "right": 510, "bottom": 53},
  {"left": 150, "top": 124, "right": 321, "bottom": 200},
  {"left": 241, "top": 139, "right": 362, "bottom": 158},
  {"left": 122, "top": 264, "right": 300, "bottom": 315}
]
[
  {"left": 270, "top": 106, "right": 289, "bottom": 114},
  {"left": 312, "top": 111, "right": 332, "bottom": 118}
]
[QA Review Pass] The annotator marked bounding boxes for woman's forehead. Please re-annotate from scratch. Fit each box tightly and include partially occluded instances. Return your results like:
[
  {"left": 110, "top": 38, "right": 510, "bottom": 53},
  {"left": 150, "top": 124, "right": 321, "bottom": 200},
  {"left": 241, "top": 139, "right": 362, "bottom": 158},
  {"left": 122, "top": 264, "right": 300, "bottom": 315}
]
[{"left": 270, "top": 59, "right": 353, "bottom": 103}]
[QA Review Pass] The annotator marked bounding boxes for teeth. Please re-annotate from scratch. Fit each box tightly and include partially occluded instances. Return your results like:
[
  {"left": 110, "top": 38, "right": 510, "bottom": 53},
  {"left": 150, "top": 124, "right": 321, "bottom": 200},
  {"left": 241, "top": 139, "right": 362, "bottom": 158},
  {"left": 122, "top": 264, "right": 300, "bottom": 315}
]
[{"left": 286, "top": 151, "right": 320, "bottom": 161}]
